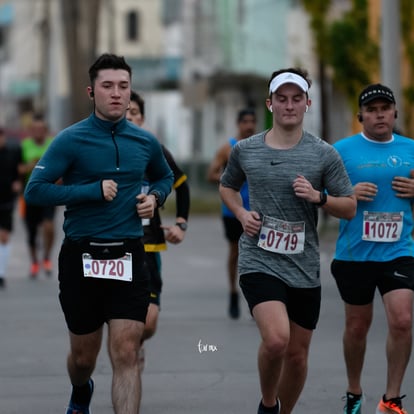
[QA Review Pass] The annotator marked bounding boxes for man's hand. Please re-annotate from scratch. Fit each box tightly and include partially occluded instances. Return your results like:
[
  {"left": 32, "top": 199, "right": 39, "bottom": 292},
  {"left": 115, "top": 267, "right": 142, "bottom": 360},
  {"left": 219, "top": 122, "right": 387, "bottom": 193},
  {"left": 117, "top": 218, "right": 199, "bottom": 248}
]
[
  {"left": 392, "top": 169, "right": 414, "bottom": 198},
  {"left": 11, "top": 179, "right": 22, "bottom": 194},
  {"left": 293, "top": 174, "right": 321, "bottom": 203},
  {"left": 239, "top": 210, "right": 262, "bottom": 237},
  {"left": 136, "top": 193, "right": 156, "bottom": 218},
  {"left": 353, "top": 182, "right": 378, "bottom": 202},
  {"left": 162, "top": 224, "right": 186, "bottom": 244},
  {"left": 102, "top": 179, "right": 118, "bottom": 201}
]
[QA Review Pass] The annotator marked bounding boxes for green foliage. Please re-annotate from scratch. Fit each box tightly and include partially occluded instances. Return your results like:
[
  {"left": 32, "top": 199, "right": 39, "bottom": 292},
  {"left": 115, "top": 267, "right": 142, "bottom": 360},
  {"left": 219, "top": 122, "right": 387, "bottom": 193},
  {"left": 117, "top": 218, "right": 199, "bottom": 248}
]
[
  {"left": 404, "top": 86, "right": 414, "bottom": 102},
  {"left": 301, "top": 0, "right": 331, "bottom": 56},
  {"left": 328, "top": 0, "right": 379, "bottom": 109},
  {"left": 400, "top": 0, "right": 414, "bottom": 42},
  {"left": 327, "top": 16, "right": 378, "bottom": 108},
  {"left": 300, "top": 0, "right": 379, "bottom": 111},
  {"left": 301, "top": 0, "right": 414, "bottom": 134},
  {"left": 400, "top": 0, "right": 414, "bottom": 110}
]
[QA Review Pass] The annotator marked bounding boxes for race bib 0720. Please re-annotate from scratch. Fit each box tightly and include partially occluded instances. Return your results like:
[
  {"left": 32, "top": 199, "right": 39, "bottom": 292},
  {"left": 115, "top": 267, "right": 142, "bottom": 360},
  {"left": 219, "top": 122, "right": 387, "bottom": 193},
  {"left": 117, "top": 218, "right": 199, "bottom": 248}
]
[{"left": 82, "top": 253, "right": 133, "bottom": 282}]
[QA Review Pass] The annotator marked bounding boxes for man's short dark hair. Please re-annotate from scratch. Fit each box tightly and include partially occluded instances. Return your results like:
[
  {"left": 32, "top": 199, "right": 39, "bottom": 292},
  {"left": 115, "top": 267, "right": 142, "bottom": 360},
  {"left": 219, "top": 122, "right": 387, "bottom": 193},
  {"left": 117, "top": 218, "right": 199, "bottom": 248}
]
[
  {"left": 32, "top": 112, "right": 45, "bottom": 122},
  {"left": 130, "top": 91, "right": 145, "bottom": 117},
  {"left": 237, "top": 108, "right": 256, "bottom": 123},
  {"left": 88, "top": 53, "right": 132, "bottom": 86}
]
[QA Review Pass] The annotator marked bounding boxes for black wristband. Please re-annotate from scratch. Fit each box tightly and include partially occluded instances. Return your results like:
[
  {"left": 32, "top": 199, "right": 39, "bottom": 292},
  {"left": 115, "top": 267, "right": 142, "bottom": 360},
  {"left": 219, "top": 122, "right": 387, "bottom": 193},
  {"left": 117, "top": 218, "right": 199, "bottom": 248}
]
[
  {"left": 176, "top": 222, "right": 188, "bottom": 231},
  {"left": 100, "top": 180, "right": 105, "bottom": 200},
  {"left": 149, "top": 191, "right": 161, "bottom": 208},
  {"left": 316, "top": 191, "right": 327, "bottom": 207}
]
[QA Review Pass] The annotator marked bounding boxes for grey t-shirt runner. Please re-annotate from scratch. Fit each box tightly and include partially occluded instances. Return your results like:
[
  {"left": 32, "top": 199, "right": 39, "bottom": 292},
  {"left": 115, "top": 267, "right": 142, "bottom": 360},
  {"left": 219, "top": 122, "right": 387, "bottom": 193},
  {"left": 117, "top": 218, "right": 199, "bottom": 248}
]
[{"left": 220, "top": 130, "right": 353, "bottom": 288}]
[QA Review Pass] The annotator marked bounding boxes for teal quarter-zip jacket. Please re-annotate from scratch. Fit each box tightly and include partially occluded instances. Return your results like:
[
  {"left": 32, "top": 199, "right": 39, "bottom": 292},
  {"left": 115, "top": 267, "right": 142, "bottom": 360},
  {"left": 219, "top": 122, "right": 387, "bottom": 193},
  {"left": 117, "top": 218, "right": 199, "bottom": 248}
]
[{"left": 24, "top": 113, "right": 174, "bottom": 241}]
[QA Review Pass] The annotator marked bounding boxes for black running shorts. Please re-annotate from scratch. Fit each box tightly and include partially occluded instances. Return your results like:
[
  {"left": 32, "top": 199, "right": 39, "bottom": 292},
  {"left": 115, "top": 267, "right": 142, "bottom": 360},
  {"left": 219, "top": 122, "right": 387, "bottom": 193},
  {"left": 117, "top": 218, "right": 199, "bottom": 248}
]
[
  {"left": 146, "top": 251, "right": 163, "bottom": 306},
  {"left": 58, "top": 238, "right": 150, "bottom": 335},
  {"left": 331, "top": 256, "right": 414, "bottom": 305},
  {"left": 222, "top": 216, "right": 244, "bottom": 242},
  {"left": 0, "top": 209, "right": 13, "bottom": 231},
  {"left": 239, "top": 272, "right": 321, "bottom": 330}
]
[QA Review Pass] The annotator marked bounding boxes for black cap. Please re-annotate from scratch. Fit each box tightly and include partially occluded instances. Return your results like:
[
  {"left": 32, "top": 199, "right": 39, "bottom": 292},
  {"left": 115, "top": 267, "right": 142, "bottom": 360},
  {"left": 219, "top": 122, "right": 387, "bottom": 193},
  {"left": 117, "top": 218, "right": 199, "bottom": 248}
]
[{"left": 359, "top": 83, "right": 396, "bottom": 107}]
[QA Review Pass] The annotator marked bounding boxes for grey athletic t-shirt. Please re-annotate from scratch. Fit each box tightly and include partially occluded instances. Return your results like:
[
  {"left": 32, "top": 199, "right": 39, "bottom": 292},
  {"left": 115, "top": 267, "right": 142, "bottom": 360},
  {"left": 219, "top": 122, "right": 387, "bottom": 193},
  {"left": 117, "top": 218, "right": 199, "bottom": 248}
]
[{"left": 220, "top": 130, "right": 353, "bottom": 288}]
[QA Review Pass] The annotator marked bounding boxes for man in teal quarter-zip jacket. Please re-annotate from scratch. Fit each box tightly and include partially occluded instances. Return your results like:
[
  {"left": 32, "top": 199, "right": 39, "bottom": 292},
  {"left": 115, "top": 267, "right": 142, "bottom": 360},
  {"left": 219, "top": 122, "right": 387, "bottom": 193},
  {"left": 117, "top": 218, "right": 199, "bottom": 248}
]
[{"left": 24, "top": 53, "right": 173, "bottom": 414}]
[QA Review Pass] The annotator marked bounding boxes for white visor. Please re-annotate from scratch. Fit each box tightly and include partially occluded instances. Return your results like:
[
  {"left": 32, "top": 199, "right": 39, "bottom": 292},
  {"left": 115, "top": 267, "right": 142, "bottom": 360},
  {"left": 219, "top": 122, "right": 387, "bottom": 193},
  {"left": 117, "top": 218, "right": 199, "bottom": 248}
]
[{"left": 269, "top": 72, "right": 309, "bottom": 95}]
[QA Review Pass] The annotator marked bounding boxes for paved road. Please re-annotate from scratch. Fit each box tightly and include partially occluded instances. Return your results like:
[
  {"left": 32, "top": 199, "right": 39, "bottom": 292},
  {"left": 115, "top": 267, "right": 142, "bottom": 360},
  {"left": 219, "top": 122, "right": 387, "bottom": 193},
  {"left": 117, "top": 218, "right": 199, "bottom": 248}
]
[{"left": 0, "top": 209, "right": 413, "bottom": 413}]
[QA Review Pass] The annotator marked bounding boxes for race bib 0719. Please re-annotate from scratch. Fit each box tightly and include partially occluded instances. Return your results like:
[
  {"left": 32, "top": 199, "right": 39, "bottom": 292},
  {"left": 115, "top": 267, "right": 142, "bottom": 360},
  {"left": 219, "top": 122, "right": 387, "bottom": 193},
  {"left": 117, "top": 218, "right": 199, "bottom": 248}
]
[{"left": 257, "top": 216, "right": 305, "bottom": 255}]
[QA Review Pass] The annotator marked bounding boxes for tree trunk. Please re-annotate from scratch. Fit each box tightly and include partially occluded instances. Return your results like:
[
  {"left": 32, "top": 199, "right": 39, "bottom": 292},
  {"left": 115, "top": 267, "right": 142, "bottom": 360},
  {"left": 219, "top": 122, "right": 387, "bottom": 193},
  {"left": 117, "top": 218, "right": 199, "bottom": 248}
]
[{"left": 60, "top": 0, "right": 101, "bottom": 123}]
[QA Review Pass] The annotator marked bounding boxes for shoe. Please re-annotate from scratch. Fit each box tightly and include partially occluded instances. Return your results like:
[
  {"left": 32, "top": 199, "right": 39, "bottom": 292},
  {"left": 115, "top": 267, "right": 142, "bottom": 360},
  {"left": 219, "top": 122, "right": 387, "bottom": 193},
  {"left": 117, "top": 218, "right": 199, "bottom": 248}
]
[
  {"left": 43, "top": 259, "right": 53, "bottom": 276},
  {"left": 229, "top": 292, "right": 240, "bottom": 319},
  {"left": 343, "top": 392, "right": 363, "bottom": 414},
  {"left": 138, "top": 344, "right": 145, "bottom": 373},
  {"left": 257, "top": 398, "right": 280, "bottom": 414},
  {"left": 0, "top": 277, "right": 5, "bottom": 289},
  {"left": 376, "top": 394, "right": 408, "bottom": 414},
  {"left": 66, "top": 378, "right": 94, "bottom": 414},
  {"left": 29, "top": 263, "right": 39, "bottom": 279}
]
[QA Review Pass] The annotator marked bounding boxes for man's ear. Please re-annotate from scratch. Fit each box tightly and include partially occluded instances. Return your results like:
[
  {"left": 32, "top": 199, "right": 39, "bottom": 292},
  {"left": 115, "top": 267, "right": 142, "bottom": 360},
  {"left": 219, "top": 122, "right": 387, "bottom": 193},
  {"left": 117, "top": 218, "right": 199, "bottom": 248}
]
[
  {"left": 266, "top": 98, "right": 272, "bottom": 113},
  {"left": 87, "top": 86, "right": 94, "bottom": 99}
]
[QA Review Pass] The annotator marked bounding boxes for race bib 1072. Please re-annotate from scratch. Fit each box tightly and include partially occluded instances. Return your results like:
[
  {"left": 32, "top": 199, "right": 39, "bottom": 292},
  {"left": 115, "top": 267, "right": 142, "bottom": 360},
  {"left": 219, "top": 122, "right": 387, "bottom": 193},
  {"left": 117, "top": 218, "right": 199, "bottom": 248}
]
[{"left": 362, "top": 211, "right": 403, "bottom": 242}]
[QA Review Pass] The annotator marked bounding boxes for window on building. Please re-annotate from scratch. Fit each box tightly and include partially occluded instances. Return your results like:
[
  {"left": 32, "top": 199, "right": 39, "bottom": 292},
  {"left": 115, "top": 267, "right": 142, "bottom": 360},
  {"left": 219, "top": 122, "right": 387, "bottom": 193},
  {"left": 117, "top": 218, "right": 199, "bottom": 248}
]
[
  {"left": 0, "top": 26, "right": 9, "bottom": 61},
  {"left": 163, "top": 0, "right": 182, "bottom": 25},
  {"left": 237, "top": 0, "right": 245, "bottom": 23},
  {"left": 193, "top": 2, "right": 202, "bottom": 56},
  {"left": 126, "top": 10, "right": 139, "bottom": 41}
]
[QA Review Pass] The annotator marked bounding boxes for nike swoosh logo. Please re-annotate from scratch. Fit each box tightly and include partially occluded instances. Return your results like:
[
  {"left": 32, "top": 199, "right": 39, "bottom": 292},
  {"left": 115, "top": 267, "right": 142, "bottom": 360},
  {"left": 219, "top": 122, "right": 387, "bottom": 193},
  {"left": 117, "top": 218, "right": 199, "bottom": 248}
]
[
  {"left": 270, "top": 161, "right": 282, "bottom": 165},
  {"left": 394, "top": 271, "right": 409, "bottom": 278}
]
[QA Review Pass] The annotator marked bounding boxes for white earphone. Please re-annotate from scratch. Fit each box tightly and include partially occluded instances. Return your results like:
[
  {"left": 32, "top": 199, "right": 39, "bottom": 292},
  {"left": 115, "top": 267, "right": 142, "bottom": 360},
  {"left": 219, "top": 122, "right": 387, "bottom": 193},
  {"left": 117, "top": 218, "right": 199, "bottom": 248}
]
[{"left": 305, "top": 105, "right": 309, "bottom": 113}]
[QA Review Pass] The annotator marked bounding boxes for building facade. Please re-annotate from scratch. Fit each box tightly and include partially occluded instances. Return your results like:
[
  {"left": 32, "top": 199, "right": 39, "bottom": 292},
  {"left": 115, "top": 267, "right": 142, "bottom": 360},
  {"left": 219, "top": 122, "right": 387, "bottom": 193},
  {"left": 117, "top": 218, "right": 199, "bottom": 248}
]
[{"left": 0, "top": 0, "right": 361, "bottom": 165}]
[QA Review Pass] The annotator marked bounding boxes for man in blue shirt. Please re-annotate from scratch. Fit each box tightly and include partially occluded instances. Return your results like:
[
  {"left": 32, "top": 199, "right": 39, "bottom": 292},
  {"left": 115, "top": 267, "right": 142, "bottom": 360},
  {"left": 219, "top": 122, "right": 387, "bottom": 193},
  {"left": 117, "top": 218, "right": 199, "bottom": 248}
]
[
  {"left": 332, "top": 84, "right": 414, "bottom": 414},
  {"left": 207, "top": 109, "right": 256, "bottom": 319}
]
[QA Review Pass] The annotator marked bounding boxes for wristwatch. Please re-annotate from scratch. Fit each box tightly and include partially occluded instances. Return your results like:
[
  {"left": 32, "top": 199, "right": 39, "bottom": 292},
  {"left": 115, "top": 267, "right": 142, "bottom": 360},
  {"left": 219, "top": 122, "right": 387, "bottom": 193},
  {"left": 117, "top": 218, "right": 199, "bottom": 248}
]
[
  {"left": 176, "top": 222, "right": 188, "bottom": 231},
  {"left": 316, "top": 191, "right": 327, "bottom": 207},
  {"left": 149, "top": 191, "right": 160, "bottom": 207}
]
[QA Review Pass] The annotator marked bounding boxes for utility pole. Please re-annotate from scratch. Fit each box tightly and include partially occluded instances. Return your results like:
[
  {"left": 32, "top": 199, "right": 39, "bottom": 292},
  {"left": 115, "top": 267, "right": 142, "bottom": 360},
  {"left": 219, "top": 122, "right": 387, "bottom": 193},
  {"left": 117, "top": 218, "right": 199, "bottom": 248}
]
[
  {"left": 106, "top": 0, "right": 115, "bottom": 52},
  {"left": 381, "top": 0, "right": 404, "bottom": 127},
  {"left": 38, "top": 0, "right": 51, "bottom": 115}
]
